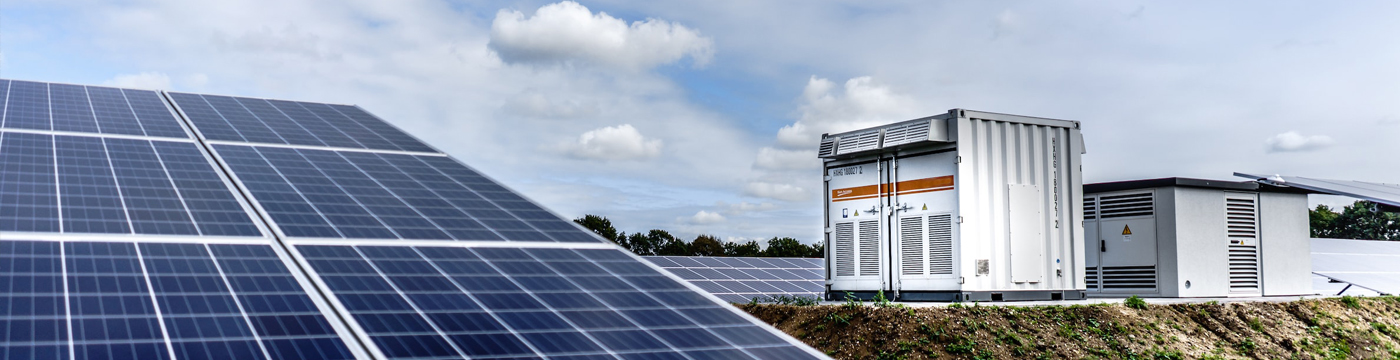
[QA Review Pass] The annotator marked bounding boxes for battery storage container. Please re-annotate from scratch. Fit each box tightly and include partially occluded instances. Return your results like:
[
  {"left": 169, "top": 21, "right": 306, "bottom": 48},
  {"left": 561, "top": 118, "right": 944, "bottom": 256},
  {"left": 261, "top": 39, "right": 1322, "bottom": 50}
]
[{"left": 819, "top": 109, "right": 1086, "bottom": 301}]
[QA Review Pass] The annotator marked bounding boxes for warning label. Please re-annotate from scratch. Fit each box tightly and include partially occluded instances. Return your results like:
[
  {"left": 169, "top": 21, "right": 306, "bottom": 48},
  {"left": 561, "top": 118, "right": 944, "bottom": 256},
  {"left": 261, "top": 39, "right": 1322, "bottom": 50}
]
[{"left": 1122, "top": 225, "right": 1132, "bottom": 235}]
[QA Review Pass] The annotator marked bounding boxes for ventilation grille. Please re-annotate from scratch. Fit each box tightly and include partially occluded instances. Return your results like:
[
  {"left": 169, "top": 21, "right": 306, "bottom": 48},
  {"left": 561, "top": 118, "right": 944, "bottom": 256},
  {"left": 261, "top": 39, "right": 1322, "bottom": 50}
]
[
  {"left": 1099, "top": 192, "right": 1153, "bottom": 219},
  {"left": 858, "top": 220, "right": 880, "bottom": 277},
  {"left": 900, "top": 217, "right": 924, "bottom": 276},
  {"left": 834, "top": 222, "right": 855, "bottom": 277},
  {"left": 817, "top": 137, "right": 837, "bottom": 157},
  {"left": 928, "top": 214, "right": 954, "bottom": 275},
  {"left": 837, "top": 129, "right": 881, "bottom": 155},
  {"left": 1084, "top": 197, "right": 1097, "bottom": 220},
  {"left": 1098, "top": 266, "right": 1157, "bottom": 290},
  {"left": 882, "top": 121, "right": 931, "bottom": 147},
  {"left": 1086, "top": 268, "right": 1098, "bottom": 288},
  {"left": 1226, "top": 197, "right": 1260, "bottom": 292}
]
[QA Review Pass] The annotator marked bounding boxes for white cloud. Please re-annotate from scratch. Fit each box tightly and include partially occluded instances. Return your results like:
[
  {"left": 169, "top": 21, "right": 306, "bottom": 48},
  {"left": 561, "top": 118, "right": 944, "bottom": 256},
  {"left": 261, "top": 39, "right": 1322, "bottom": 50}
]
[
  {"left": 489, "top": 1, "right": 714, "bottom": 70},
  {"left": 684, "top": 210, "right": 726, "bottom": 224},
  {"left": 719, "top": 201, "right": 778, "bottom": 215},
  {"left": 775, "top": 76, "right": 922, "bottom": 149},
  {"left": 103, "top": 72, "right": 172, "bottom": 89},
  {"left": 503, "top": 90, "right": 600, "bottom": 119},
  {"left": 180, "top": 73, "right": 210, "bottom": 89},
  {"left": 754, "top": 147, "right": 818, "bottom": 170},
  {"left": 1265, "top": 131, "right": 1335, "bottom": 153},
  {"left": 744, "top": 181, "right": 808, "bottom": 202},
  {"left": 560, "top": 124, "right": 663, "bottom": 160}
]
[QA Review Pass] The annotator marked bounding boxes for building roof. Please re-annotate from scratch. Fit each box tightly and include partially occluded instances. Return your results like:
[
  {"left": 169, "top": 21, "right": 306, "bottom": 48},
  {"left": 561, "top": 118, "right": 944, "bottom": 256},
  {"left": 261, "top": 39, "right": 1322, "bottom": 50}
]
[{"left": 1084, "top": 177, "right": 1309, "bottom": 194}]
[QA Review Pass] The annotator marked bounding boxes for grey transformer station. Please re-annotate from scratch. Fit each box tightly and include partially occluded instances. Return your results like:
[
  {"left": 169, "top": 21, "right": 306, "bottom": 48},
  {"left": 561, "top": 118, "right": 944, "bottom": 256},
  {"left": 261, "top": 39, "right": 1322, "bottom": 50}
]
[{"left": 818, "top": 109, "right": 1313, "bottom": 302}]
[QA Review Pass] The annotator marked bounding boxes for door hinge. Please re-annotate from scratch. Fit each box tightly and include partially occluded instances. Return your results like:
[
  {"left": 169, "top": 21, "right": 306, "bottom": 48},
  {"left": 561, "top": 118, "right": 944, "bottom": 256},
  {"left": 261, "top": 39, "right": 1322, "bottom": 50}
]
[
  {"left": 955, "top": 156, "right": 962, "bottom": 164},
  {"left": 957, "top": 216, "right": 964, "bottom": 224}
]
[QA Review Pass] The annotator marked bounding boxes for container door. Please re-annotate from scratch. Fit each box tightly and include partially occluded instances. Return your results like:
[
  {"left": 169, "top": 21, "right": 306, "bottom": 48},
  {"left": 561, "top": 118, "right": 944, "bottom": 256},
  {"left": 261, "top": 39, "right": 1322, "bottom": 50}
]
[
  {"left": 1224, "top": 192, "right": 1262, "bottom": 296},
  {"left": 827, "top": 161, "right": 885, "bottom": 292},
  {"left": 1095, "top": 192, "right": 1158, "bottom": 293},
  {"left": 888, "top": 152, "right": 960, "bottom": 291}
]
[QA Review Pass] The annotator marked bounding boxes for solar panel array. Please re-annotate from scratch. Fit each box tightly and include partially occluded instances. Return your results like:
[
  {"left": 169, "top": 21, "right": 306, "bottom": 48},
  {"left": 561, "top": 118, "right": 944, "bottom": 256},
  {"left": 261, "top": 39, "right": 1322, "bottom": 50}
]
[
  {"left": 1312, "top": 238, "right": 1400, "bottom": 295},
  {"left": 644, "top": 256, "right": 824, "bottom": 303},
  {"left": 0, "top": 79, "right": 823, "bottom": 359}
]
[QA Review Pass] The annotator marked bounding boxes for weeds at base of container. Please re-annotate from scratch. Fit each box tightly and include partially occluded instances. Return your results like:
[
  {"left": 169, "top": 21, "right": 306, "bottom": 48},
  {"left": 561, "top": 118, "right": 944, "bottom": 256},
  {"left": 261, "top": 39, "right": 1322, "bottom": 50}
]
[{"left": 1125, "top": 295, "right": 1148, "bottom": 310}]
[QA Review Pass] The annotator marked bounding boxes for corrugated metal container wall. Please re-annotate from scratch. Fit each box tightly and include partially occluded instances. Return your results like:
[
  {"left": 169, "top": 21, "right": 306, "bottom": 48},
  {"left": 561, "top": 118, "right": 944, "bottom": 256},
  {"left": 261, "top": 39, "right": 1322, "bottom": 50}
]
[{"left": 955, "top": 115, "right": 1084, "bottom": 292}]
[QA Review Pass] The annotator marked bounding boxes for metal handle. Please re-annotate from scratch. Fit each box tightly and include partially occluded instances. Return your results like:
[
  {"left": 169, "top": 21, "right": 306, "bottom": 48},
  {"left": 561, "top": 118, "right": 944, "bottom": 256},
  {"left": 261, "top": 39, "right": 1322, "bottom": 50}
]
[{"left": 1100, "top": 240, "right": 1106, "bottom": 252}]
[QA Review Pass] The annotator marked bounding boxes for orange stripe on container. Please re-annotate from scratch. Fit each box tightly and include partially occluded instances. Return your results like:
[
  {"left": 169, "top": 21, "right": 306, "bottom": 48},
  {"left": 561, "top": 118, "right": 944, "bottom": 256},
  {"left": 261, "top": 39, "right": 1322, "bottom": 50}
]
[{"left": 831, "top": 184, "right": 880, "bottom": 200}]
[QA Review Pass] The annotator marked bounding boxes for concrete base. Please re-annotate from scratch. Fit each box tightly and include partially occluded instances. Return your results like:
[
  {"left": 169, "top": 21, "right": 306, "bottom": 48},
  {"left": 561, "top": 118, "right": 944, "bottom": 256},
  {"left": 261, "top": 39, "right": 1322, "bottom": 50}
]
[{"left": 827, "top": 290, "right": 1086, "bottom": 302}]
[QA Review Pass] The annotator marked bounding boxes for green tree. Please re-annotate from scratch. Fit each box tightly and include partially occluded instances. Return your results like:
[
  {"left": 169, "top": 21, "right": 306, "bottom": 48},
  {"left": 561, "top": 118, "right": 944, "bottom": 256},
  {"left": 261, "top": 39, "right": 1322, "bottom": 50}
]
[
  {"left": 1311, "top": 201, "right": 1400, "bottom": 240},
  {"left": 624, "top": 230, "right": 674, "bottom": 256},
  {"left": 723, "top": 240, "right": 763, "bottom": 257},
  {"left": 654, "top": 230, "right": 690, "bottom": 256},
  {"left": 573, "top": 214, "right": 620, "bottom": 242},
  {"left": 762, "top": 237, "right": 821, "bottom": 257},
  {"left": 690, "top": 235, "right": 725, "bottom": 256}
]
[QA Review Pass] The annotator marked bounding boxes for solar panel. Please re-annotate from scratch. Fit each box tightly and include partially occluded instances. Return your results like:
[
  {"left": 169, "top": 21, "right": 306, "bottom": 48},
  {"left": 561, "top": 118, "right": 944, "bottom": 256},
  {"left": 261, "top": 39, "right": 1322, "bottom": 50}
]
[
  {"left": 0, "top": 132, "right": 263, "bottom": 236},
  {"left": 211, "top": 144, "right": 595, "bottom": 243},
  {"left": 0, "top": 79, "right": 825, "bottom": 359},
  {"left": 167, "top": 93, "right": 434, "bottom": 153},
  {"left": 295, "top": 244, "right": 816, "bottom": 359},
  {"left": 1236, "top": 173, "right": 1400, "bottom": 208},
  {"left": 645, "top": 256, "right": 824, "bottom": 303},
  {"left": 0, "top": 240, "right": 362, "bottom": 360},
  {"left": 0, "top": 80, "right": 190, "bottom": 138}
]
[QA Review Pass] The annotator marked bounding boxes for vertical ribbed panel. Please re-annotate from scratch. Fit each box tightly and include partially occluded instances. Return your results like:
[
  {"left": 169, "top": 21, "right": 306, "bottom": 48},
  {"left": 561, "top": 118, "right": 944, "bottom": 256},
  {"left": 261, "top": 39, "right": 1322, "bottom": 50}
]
[
  {"left": 928, "top": 214, "right": 954, "bottom": 275},
  {"left": 899, "top": 216, "right": 924, "bottom": 276},
  {"left": 834, "top": 222, "right": 855, "bottom": 277},
  {"left": 959, "top": 116, "right": 1079, "bottom": 291},
  {"left": 858, "top": 220, "right": 880, "bottom": 276}
]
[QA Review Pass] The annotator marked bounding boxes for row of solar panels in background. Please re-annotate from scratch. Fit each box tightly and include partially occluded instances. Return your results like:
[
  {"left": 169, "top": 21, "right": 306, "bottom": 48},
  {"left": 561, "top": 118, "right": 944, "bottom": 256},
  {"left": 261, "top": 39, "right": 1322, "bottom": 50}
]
[
  {"left": 644, "top": 256, "right": 824, "bottom": 303},
  {"left": 1312, "top": 238, "right": 1400, "bottom": 296}
]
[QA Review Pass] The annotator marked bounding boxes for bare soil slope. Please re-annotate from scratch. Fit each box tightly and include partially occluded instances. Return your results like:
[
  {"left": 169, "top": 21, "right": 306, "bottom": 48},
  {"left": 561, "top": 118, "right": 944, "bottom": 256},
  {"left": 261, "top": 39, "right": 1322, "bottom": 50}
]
[{"left": 741, "top": 297, "right": 1400, "bottom": 359}]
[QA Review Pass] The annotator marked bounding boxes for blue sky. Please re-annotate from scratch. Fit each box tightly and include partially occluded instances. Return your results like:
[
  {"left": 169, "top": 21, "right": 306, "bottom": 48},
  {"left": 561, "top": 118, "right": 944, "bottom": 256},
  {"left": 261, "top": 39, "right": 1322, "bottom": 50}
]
[{"left": 3, "top": 0, "right": 1396, "bottom": 243}]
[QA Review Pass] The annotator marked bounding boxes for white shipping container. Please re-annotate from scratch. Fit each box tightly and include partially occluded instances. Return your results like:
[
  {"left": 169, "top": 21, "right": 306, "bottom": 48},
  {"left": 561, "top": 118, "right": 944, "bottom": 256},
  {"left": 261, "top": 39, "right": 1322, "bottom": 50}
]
[{"left": 820, "top": 109, "right": 1086, "bottom": 302}]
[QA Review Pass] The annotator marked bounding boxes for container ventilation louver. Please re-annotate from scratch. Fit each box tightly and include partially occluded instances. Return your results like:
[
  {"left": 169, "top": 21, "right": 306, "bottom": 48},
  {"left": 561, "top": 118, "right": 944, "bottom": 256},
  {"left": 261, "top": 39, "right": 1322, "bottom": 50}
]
[
  {"left": 858, "top": 220, "right": 880, "bottom": 276},
  {"left": 928, "top": 214, "right": 954, "bottom": 275},
  {"left": 1099, "top": 193, "right": 1153, "bottom": 219},
  {"left": 900, "top": 217, "right": 924, "bottom": 276},
  {"left": 817, "top": 137, "right": 837, "bottom": 157},
  {"left": 834, "top": 223, "right": 855, "bottom": 277},
  {"left": 882, "top": 120, "right": 931, "bottom": 147},
  {"left": 837, "top": 129, "right": 881, "bottom": 155}
]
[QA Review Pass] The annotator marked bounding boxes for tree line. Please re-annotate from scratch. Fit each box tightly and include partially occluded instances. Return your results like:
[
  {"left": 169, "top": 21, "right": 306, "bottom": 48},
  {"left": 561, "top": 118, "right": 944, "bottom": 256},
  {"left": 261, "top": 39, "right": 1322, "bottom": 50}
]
[
  {"left": 572, "top": 214, "right": 824, "bottom": 258},
  {"left": 1310, "top": 200, "right": 1400, "bottom": 240}
]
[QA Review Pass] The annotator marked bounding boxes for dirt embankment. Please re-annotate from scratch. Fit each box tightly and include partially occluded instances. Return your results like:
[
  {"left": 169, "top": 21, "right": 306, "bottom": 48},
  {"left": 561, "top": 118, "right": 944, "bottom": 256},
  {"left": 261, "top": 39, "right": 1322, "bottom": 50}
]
[{"left": 740, "top": 296, "right": 1400, "bottom": 359}]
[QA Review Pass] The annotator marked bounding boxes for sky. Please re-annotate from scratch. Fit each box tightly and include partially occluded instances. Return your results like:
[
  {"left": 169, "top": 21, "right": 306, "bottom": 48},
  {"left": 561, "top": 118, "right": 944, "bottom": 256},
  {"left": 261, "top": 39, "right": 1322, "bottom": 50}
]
[{"left": 2, "top": 1, "right": 1396, "bottom": 244}]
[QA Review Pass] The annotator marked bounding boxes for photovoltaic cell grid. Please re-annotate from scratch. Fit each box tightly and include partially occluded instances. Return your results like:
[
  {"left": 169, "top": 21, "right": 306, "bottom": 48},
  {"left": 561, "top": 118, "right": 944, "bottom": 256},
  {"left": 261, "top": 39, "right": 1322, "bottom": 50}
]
[
  {"left": 644, "top": 257, "right": 824, "bottom": 303},
  {"left": 212, "top": 144, "right": 596, "bottom": 243},
  {"left": 0, "top": 132, "right": 262, "bottom": 236},
  {"left": 0, "top": 79, "right": 189, "bottom": 138},
  {"left": 167, "top": 92, "right": 434, "bottom": 153},
  {"left": 1312, "top": 238, "right": 1400, "bottom": 295},
  {"left": 298, "top": 245, "right": 818, "bottom": 360},
  {"left": 0, "top": 240, "right": 356, "bottom": 360}
]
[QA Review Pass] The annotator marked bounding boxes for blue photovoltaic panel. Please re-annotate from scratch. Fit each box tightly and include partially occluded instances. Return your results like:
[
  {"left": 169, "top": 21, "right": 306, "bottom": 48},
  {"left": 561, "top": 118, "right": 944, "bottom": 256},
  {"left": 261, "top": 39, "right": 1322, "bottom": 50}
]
[
  {"left": 0, "top": 240, "right": 358, "bottom": 360},
  {"left": 298, "top": 245, "right": 817, "bottom": 360},
  {"left": 214, "top": 144, "right": 596, "bottom": 243},
  {"left": 66, "top": 242, "right": 171, "bottom": 359},
  {"left": 0, "top": 132, "right": 60, "bottom": 232},
  {"left": 0, "top": 133, "right": 261, "bottom": 236},
  {"left": 0, "top": 241, "right": 66, "bottom": 360},
  {"left": 645, "top": 256, "right": 824, "bottom": 303},
  {"left": 168, "top": 92, "right": 434, "bottom": 152},
  {"left": 0, "top": 79, "right": 190, "bottom": 138}
]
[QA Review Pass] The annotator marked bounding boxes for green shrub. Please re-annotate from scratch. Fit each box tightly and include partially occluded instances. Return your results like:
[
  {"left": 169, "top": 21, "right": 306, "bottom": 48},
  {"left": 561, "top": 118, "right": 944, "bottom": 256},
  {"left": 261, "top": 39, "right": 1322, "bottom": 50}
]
[{"left": 1125, "top": 295, "right": 1148, "bottom": 310}]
